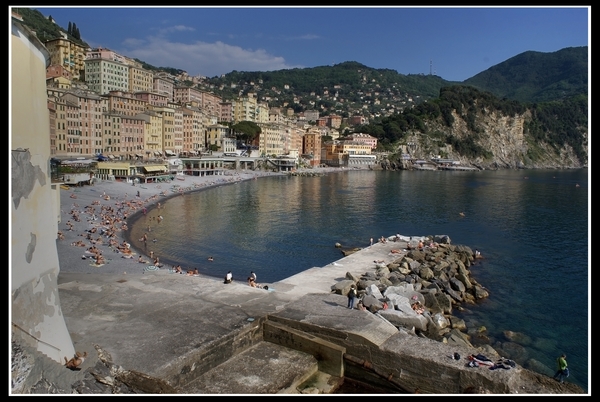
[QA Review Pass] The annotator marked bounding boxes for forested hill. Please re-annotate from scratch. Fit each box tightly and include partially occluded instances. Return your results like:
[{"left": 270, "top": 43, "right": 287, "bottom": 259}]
[
  {"left": 355, "top": 85, "right": 588, "bottom": 169},
  {"left": 463, "top": 46, "right": 588, "bottom": 103},
  {"left": 201, "top": 47, "right": 587, "bottom": 113}
]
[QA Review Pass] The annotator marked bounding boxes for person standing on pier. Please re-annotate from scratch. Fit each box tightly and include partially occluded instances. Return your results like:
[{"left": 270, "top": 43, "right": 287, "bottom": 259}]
[
  {"left": 553, "top": 354, "right": 569, "bottom": 383},
  {"left": 347, "top": 285, "right": 357, "bottom": 309}
]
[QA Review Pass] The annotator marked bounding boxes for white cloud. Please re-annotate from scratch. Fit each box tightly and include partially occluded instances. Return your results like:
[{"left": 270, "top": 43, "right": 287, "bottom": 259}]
[
  {"left": 156, "top": 25, "right": 196, "bottom": 35},
  {"left": 120, "top": 37, "right": 302, "bottom": 77}
]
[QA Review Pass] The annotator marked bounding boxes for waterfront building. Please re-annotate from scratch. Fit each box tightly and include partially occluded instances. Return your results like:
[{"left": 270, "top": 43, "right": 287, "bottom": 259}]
[
  {"left": 345, "top": 132, "right": 378, "bottom": 150},
  {"left": 206, "top": 123, "right": 231, "bottom": 151},
  {"left": 302, "top": 128, "right": 322, "bottom": 166},
  {"left": 181, "top": 105, "right": 204, "bottom": 154}
]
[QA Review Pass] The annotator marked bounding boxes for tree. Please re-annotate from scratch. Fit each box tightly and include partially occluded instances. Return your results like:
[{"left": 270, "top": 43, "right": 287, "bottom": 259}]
[{"left": 231, "top": 121, "right": 261, "bottom": 145}]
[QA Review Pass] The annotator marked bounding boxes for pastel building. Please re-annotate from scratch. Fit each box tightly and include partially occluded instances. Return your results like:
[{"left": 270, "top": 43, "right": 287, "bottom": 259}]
[
  {"left": 44, "top": 33, "right": 87, "bottom": 80},
  {"left": 84, "top": 47, "right": 130, "bottom": 94},
  {"left": 345, "top": 132, "right": 378, "bottom": 150}
]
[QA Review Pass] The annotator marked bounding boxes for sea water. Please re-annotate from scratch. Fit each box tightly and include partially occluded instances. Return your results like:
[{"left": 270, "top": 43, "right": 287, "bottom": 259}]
[{"left": 128, "top": 168, "right": 589, "bottom": 392}]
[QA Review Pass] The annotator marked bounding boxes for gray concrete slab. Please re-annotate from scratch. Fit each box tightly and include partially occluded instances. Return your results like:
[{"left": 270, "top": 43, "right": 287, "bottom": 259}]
[{"left": 179, "top": 342, "right": 318, "bottom": 394}]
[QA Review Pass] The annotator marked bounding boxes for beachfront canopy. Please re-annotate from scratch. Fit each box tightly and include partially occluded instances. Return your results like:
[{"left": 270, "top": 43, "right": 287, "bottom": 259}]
[{"left": 144, "top": 166, "right": 167, "bottom": 173}]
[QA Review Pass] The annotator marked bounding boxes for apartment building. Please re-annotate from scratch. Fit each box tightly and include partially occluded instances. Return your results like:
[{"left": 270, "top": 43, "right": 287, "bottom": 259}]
[
  {"left": 321, "top": 140, "right": 345, "bottom": 167},
  {"left": 52, "top": 91, "right": 91, "bottom": 157},
  {"left": 304, "top": 109, "right": 319, "bottom": 122},
  {"left": 84, "top": 56, "right": 129, "bottom": 94},
  {"left": 234, "top": 93, "right": 258, "bottom": 123},
  {"left": 134, "top": 91, "right": 169, "bottom": 107},
  {"left": 105, "top": 90, "right": 148, "bottom": 117},
  {"left": 46, "top": 74, "right": 72, "bottom": 90},
  {"left": 119, "top": 115, "right": 146, "bottom": 158},
  {"left": 102, "top": 111, "right": 122, "bottom": 157},
  {"left": 153, "top": 75, "right": 174, "bottom": 100},
  {"left": 72, "top": 90, "right": 107, "bottom": 156},
  {"left": 256, "top": 101, "right": 270, "bottom": 123},
  {"left": 257, "top": 122, "right": 285, "bottom": 157},
  {"left": 219, "top": 101, "right": 233, "bottom": 123},
  {"left": 206, "top": 124, "right": 230, "bottom": 150},
  {"left": 49, "top": 90, "right": 78, "bottom": 157},
  {"left": 172, "top": 106, "right": 184, "bottom": 155},
  {"left": 173, "top": 85, "right": 203, "bottom": 104},
  {"left": 302, "top": 128, "right": 322, "bottom": 166},
  {"left": 48, "top": 96, "right": 57, "bottom": 156},
  {"left": 327, "top": 114, "right": 342, "bottom": 129},
  {"left": 269, "top": 108, "right": 284, "bottom": 124},
  {"left": 149, "top": 105, "right": 176, "bottom": 156},
  {"left": 289, "top": 126, "right": 305, "bottom": 158},
  {"left": 136, "top": 110, "right": 163, "bottom": 157},
  {"left": 46, "top": 64, "right": 73, "bottom": 81},
  {"left": 345, "top": 132, "right": 378, "bottom": 150},
  {"left": 348, "top": 115, "right": 368, "bottom": 126},
  {"left": 181, "top": 105, "right": 204, "bottom": 154},
  {"left": 321, "top": 139, "right": 375, "bottom": 167},
  {"left": 199, "top": 90, "right": 222, "bottom": 120},
  {"left": 128, "top": 65, "right": 154, "bottom": 93},
  {"left": 44, "top": 34, "right": 87, "bottom": 80}
]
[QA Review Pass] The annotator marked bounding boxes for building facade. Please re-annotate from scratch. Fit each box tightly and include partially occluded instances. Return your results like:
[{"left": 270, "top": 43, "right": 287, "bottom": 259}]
[
  {"left": 84, "top": 56, "right": 129, "bottom": 94},
  {"left": 44, "top": 34, "right": 86, "bottom": 80}
]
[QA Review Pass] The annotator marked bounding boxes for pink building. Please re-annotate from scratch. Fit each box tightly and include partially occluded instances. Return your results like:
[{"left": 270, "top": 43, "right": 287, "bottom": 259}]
[
  {"left": 134, "top": 91, "right": 169, "bottom": 107},
  {"left": 173, "top": 86, "right": 203, "bottom": 104},
  {"left": 46, "top": 64, "right": 73, "bottom": 81},
  {"left": 120, "top": 115, "right": 146, "bottom": 158},
  {"left": 345, "top": 133, "right": 378, "bottom": 150}
]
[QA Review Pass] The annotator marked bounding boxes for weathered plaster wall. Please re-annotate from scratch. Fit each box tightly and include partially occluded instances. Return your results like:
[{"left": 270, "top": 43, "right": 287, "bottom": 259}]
[{"left": 11, "top": 18, "right": 74, "bottom": 363}]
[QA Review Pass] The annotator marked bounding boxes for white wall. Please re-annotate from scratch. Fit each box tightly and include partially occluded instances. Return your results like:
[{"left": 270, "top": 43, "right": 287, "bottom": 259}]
[{"left": 11, "top": 18, "right": 75, "bottom": 363}]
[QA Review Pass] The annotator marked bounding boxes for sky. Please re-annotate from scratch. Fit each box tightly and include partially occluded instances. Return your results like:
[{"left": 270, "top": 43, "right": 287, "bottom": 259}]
[{"left": 24, "top": 6, "right": 589, "bottom": 82}]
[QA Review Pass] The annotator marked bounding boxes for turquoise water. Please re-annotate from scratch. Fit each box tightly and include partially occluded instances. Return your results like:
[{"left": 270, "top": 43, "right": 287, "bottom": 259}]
[{"left": 128, "top": 169, "right": 589, "bottom": 392}]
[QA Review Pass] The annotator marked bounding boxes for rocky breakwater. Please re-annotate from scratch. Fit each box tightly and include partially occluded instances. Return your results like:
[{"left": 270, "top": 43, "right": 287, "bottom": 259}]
[{"left": 332, "top": 235, "right": 490, "bottom": 348}]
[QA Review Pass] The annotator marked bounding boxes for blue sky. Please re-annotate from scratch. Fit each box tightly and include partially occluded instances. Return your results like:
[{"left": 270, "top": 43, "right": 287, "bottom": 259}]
[{"left": 29, "top": 6, "right": 589, "bottom": 82}]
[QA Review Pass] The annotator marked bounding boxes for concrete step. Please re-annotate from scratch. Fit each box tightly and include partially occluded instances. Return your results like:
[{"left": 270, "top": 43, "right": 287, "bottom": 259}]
[
  {"left": 296, "top": 370, "right": 344, "bottom": 394},
  {"left": 177, "top": 341, "right": 320, "bottom": 394}
]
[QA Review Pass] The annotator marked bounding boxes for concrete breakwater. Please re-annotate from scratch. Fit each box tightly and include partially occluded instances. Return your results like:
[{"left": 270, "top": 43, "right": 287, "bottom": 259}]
[
  {"left": 330, "top": 234, "right": 491, "bottom": 347},
  {"left": 14, "top": 235, "right": 585, "bottom": 394}
]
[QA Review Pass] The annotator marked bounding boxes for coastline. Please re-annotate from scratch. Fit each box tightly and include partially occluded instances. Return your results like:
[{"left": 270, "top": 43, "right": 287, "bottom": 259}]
[
  {"left": 56, "top": 167, "right": 351, "bottom": 279},
  {"left": 49, "top": 167, "right": 587, "bottom": 395}
]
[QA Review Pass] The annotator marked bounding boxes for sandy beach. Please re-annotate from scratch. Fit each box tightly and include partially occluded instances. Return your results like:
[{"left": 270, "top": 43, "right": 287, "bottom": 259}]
[{"left": 56, "top": 167, "right": 347, "bottom": 277}]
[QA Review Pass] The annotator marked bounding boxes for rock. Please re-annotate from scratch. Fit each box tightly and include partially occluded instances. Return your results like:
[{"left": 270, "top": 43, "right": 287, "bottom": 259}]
[
  {"left": 503, "top": 330, "right": 533, "bottom": 346},
  {"left": 379, "top": 309, "right": 429, "bottom": 332}
]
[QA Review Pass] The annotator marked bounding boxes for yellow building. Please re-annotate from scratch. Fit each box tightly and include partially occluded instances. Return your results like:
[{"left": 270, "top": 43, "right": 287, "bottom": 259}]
[{"left": 44, "top": 34, "right": 86, "bottom": 81}]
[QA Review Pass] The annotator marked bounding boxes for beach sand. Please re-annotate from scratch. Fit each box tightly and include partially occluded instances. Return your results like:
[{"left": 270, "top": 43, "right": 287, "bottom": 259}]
[{"left": 56, "top": 167, "right": 348, "bottom": 277}]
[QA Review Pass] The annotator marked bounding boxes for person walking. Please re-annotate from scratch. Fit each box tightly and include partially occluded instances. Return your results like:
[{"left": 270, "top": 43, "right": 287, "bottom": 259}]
[
  {"left": 347, "top": 285, "right": 357, "bottom": 309},
  {"left": 553, "top": 354, "right": 569, "bottom": 383}
]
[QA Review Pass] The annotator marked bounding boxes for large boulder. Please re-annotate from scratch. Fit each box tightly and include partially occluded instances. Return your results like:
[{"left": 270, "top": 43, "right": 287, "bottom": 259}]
[
  {"left": 378, "top": 309, "right": 429, "bottom": 332},
  {"left": 330, "top": 279, "right": 355, "bottom": 295}
]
